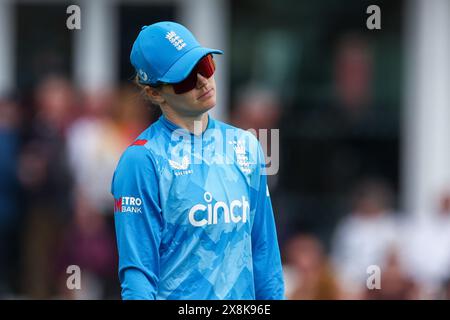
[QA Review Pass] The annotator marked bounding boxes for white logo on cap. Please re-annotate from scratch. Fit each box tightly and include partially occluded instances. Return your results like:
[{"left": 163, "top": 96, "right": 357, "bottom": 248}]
[
  {"left": 165, "top": 31, "right": 187, "bottom": 51},
  {"left": 138, "top": 69, "right": 148, "bottom": 81}
]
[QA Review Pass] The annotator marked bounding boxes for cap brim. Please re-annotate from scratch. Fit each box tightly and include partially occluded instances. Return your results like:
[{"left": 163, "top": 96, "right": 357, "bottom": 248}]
[{"left": 159, "top": 46, "right": 223, "bottom": 84}]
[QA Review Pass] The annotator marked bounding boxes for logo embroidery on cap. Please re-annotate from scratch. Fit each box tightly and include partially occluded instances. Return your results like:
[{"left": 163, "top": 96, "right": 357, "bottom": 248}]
[
  {"left": 165, "top": 31, "right": 187, "bottom": 51},
  {"left": 138, "top": 69, "right": 148, "bottom": 81}
]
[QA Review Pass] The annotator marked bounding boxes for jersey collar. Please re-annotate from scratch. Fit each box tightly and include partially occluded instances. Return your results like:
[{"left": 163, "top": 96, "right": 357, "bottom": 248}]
[{"left": 159, "top": 113, "right": 215, "bottom": 136}]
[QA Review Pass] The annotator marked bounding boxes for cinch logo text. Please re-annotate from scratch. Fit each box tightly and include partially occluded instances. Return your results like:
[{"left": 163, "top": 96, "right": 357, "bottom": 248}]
[{"left": 188, "top": 192, "right": 250, "bottom": 227}]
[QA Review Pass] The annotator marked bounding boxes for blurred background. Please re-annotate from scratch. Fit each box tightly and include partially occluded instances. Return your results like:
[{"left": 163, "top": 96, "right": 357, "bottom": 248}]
[{"left": 0, "top": 0, "right": 449, "bottom": 300}]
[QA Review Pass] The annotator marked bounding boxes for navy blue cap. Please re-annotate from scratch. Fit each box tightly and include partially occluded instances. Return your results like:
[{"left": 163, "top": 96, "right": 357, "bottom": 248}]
[{"left": 130, "top": 21, "right": 223, "bottom": 85}]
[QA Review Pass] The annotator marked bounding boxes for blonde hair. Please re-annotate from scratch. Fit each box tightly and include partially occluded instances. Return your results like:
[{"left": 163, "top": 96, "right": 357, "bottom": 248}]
[{"left": 134, "top": 75, "right": 162, "bottom": 108}]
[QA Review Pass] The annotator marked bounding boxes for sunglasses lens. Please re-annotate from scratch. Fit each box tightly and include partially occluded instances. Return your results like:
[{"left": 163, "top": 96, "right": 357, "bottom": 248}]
[
  {"left": 173, "top": 55, "right": 215, "bottom": 94},
  {"left": 172, "top": 72, "right": 197, "bottom": 94},
  {"left": 199, "top": 55, "right": 215, "bottom": 78}
]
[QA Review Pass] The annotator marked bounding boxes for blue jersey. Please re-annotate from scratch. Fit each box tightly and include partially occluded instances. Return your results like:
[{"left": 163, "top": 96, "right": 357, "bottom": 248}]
[{"left": 111, "top": 114, "right": 284, "bottom": 300}]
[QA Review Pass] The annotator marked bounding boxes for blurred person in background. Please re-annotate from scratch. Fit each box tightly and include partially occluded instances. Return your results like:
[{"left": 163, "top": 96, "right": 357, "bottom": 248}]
[
  {"left": 0, "top": 97, "right": 21, "bottom": 296},
  {"left": 57, "top": 85, "right": 154, "bottom": 299},
  {"left": 284, "top": 233, "right": 340, "bottom": 300},
  {"left": 66, "top": 89, "right": 123, "bottom": 218},
  {"left": 18, "top": 75, "right": 75, "bottom": 298},
  {"left": 54, "top": 199, "right": 117, "bottom": 299},
  {"left": 333, "top": 34, "right": 373, "bottom": 130},
  {"left": 231, "top": 85, "right": 282, "bottom": 135},
  {"left": 398, "top": 191, "right": 450, "bottom": 298},
  {"left": 301, "top": 33, "right": 376, "bottom": 139},
  {"left": 66, "top": 86, "right": 151, "bottom": 218},
  {"left": 331, "top": 178, "right": 398, "bottom": 298},
  {"left": 363, "top": 248, "right": 419, "bottom": 300},
  {"left": 58, "top": 89, "right": 120, "bottom": 299}
]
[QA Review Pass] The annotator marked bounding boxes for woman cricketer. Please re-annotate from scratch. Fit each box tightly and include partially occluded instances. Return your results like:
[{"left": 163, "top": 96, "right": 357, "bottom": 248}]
[{"left": 111, "top": 21, "right": 284, "bottom": 300}]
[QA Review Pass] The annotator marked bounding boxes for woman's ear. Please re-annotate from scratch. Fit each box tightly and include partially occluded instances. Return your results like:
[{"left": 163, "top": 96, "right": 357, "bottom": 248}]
[{"left": 144, "top": 86, "right": 165, "bottom": 105}]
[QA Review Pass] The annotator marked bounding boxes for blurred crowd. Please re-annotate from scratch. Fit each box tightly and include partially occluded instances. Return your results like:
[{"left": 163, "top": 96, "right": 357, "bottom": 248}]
[
  {"left": 0, "top": 75, "right": 156, "bottom": 299},
  {"left": 0, "top": 72, "right": 449, "bottom": 300},
  {"left": 282, "top": 180, "right": 450, "bottom": 300},
  {"left": 230, "top": 80, "right": 450, "bottom": 300}
]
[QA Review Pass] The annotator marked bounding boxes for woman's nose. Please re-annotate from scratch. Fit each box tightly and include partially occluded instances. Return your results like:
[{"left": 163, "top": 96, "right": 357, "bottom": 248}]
[{"left": 196, "top": 73, "right": 208, "bottom": 88}]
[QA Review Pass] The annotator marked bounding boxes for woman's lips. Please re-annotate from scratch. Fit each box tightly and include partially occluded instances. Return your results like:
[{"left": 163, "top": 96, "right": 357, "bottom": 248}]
[{"left": 197, "top": 88, "right": 214, "bottom": 100}]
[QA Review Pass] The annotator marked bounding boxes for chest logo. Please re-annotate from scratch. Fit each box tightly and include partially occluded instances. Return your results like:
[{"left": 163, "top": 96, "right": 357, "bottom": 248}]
[
  {"left": 169, "top": 155, "right": 190, "bottom": 170},
  {"left": 169, "top": 155, "right": 193, "bottom": 176}
]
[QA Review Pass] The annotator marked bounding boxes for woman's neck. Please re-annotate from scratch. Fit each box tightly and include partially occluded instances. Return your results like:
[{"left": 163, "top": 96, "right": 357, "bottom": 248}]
[{"left": 162, "top": 109, "right": 209, "bottom": 135}]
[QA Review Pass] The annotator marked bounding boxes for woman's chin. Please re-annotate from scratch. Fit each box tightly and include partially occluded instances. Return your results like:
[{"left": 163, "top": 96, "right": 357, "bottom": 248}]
[{"left": 199, "top": 96, "right": 216, "bottom": 111}]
